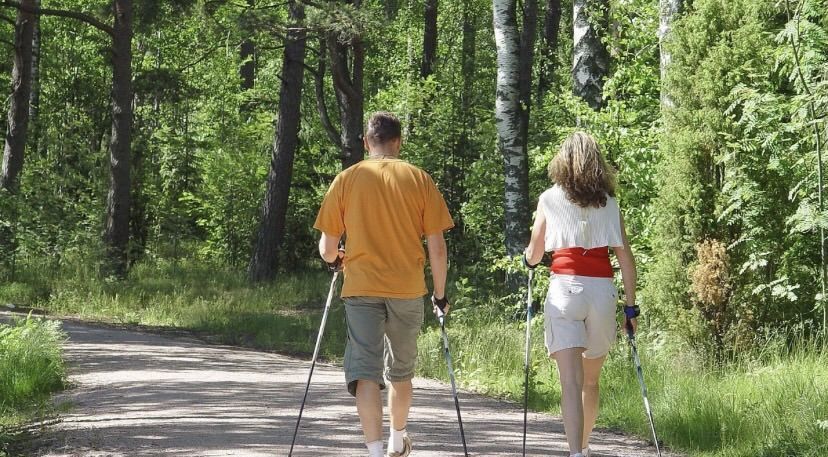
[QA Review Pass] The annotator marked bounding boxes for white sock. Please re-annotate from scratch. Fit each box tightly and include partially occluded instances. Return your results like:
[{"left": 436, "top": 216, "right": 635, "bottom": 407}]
[
  {"left": 570, "top": 453, "right": 584, "bottom": 457},
  {"left": 388, "top": 427, "right": 406, "bottom": 453},
  {"left": 366, "top": 440, "right": 384, "bottom": 457},
  {"left": 582, "top": 447, "right": 591, "bottom": 457}
]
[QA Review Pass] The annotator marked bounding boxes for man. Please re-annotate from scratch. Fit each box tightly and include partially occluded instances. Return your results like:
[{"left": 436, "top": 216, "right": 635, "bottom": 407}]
[{"left": 314, "top": 112, "right": 454, "bottom": 457}]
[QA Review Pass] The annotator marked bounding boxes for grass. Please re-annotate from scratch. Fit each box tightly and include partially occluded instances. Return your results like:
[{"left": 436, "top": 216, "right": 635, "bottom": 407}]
[
  {"left": 418, "top": 314, "right": 828, "bottom": 457},
  {"left": 2, "top": 258, "right": 827, "bottom": 457},
  {"left": 0, "top": 316, "right": 67, "bottom": 456}
]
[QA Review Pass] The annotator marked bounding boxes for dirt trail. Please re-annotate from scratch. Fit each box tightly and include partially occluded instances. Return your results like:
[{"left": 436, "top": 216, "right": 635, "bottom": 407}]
[{"left": 2, "top": 312, "right": 674, "bottom": 456}]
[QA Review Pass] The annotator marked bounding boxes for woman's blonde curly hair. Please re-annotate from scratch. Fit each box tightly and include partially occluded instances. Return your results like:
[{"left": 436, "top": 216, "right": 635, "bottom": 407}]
[{"left": 548, "top": 132, "right": 616, "bottom": 208}]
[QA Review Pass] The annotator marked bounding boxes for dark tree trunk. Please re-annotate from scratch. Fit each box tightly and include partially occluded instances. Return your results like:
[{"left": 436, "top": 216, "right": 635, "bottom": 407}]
[
  {"left": 328, "top": 27, "right": 364, "bottom": 169},
  {"left": 102, "top": 0, "right": 133, "bottom": 278},
  {"left": 28, "top": 0, "right": 40, "bottom": 154},
  {"left": 493, "top": 0, "right": 537, "bottom": 257},
  {"left": 572, "top": 0, "right": 610, "bottom": 110},
  {"left": 447, "top": 0, "right": 478, "bottom": 251},
  {"left": 384, "top": 0, "right": 398, "bottom": 20},
  {"left": 0, "top": 0, "right": 36, "bottom": 193},
  {"left": 537, "top": 0, "right": 561, "bottom": 102},
  {"left": 421, "top": 0, "right": 438, "bottom": 78},
  {"left": 248, "top": 1, "right": 306, "bottom": 283},
  {"left": 240, "top": 0, "right": 255, "bottom": 91}
]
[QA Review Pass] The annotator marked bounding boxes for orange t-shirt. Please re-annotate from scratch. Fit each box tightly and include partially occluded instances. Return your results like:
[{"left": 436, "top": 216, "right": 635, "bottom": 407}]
[{"left": 313, "top": 158, "right": 454, "bottom": 298}]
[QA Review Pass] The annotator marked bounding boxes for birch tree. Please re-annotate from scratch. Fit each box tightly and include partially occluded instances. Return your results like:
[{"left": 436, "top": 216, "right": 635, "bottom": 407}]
[
  {"left": 493, "top": 0, "right": 537, "bottom": 256},
  {"left": 572, "top": 0, "right": 609, "bottom": 110}
]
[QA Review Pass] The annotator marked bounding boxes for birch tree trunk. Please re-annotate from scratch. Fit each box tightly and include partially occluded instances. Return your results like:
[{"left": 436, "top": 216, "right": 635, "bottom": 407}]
[
  {"left": 248, "top": 1, "right": 306, "bottom": 283},
  {"left": 572, "top": 0, "right": 609, "bottom": 110},
  {"left": 659, "top": 0, "right": 683, "bottom": 108},
  {"left": 493, "top": 0, "right": 536, "bottom": 257},
  {"left": 102, "top": 0, "right": 133, "bottom": 278},
  {"left": 0, "top": 0, "right": 36, "bottom": 192}
]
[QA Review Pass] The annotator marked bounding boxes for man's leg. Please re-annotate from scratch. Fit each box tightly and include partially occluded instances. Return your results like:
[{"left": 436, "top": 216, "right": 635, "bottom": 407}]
[
  {"left": 384, "top": 297, "right": 424, "bottom": 455},
  {"left": 344, "top": 297, "right": 388, "bottom": 455},
  {"left": 388, "top": 380, "right": 413, "bottom": 431},
  {"left": 356, "top": 380, "right": 384, "bottom": 443}
]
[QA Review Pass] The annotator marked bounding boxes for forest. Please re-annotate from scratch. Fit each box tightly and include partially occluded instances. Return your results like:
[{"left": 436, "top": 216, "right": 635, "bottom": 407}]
[{"left": 0, "top": 1, "right": 827, "bottom": 456}]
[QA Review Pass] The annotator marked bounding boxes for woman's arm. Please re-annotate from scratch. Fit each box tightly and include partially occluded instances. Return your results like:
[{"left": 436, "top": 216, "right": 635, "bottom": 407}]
[
  {"left": 612, "top": 212, "right": 638, "bottom": 333},
  {"left": 525, "top": 199, "right": 546, "bottom": 266}
]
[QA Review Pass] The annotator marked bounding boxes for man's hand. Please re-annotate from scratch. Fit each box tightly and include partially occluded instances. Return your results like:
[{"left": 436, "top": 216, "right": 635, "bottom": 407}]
[
  {"left": 432, "top": 295, "right": 450, "bottom": 317},
  {"left": 327, "top": 249, "right": 345, "bottom": 272}
]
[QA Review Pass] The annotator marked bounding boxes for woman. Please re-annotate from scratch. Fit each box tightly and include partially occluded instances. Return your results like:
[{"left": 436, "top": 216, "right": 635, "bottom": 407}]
[{"left": 523, "top": 132, "right": 639, "bottom": 457}]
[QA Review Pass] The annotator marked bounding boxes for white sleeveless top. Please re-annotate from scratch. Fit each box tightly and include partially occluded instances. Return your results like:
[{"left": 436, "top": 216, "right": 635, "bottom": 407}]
[{"left": 539, "top": 185, "right": 623, "bottom": 251}]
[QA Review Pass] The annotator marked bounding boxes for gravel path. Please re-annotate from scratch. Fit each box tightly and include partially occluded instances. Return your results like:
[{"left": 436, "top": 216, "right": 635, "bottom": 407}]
[{"left": 2, "top": 312, "right": 674, "bottom": 456}]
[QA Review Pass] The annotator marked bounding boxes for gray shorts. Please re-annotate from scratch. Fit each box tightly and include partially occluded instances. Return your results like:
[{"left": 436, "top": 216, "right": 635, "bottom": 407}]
[{"left": 343, "top": 296, "right": 425, "bottom": 396}]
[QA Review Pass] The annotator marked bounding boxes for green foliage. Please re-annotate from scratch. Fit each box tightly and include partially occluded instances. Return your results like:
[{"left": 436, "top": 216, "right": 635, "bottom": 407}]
[
  {"left": 0, "top": 317, "right": 66, "bottom": 413},
  {"left": 646, "top": 0, "right": 828, "bottom": 355}
]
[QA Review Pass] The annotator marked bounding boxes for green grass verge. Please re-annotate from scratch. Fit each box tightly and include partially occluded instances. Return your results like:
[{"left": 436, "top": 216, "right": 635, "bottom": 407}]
[
  {"left": 418, "top": 316, "right": 828, "bottom": 457},
  {"left": 0, "top": 316, "right": 67, "bottom": 456},
  {"left": 2, "top": 259, "right": 827, "bottom": 457}
]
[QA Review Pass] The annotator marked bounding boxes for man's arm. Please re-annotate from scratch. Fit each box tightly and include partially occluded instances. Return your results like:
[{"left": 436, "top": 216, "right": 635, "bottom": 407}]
[
  {"left": 426, "top": 232, "right": 448, "bottom": 299},
  {"left": 318, "top": 232, "right": 342, "bottom": 263}
]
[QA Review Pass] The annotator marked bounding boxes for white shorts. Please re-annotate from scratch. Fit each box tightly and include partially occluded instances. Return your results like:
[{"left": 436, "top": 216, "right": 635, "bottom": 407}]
[{"left": 544, "top": 273, "right": 618, "bottom": 359}]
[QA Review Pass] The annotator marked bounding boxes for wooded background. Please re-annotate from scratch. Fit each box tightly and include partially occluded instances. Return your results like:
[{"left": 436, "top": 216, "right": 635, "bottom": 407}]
[{"left": 0, "top": 0, "right": 826, "bottom": 357}]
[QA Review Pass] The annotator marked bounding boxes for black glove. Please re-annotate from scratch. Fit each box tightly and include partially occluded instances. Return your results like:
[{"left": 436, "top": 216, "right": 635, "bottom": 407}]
[
  {"left": 327, "top": 250, "right": 345, "bottom": 272},
  {"left": 432, "top": 295, "right": 449, "bottom": 314},
  {"left": 522, "top": 252, "right": 539, "bottom": 270}
]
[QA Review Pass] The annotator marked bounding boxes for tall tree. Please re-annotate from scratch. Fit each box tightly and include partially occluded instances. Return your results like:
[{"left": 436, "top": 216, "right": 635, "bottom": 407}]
[
  {"left": 572, "top": 0, "right": 609, "bottom": 110},
  {"left": 240, "top": 0, "right": 255, "bottom": 91},
  {"left": 326, "top": 0, "right": 364, "bottom": 170},
  {"left": 0, "top": 0, "right": 36, "bottom": 192},
  {"left": 248, "top": 0, "right": 306, "bottom": 282},
  {"left": 421, "top": 0, "right": 437, "bottom": 78},
  {"left": 537, "top": 0, "right": 562, "bottom": 102},
  {"left": 658, "top": 0, "right": 683, "bottom": 108},
  {"left": 27, "top": 0, "right": 40, "bottom": 155},
  {"left": 493, "top": 0, "right": 537, "bottom": 257},
  {"left": 103, "top": 0, "right": 134, "bottom": 278},
  {"left": 1, "top": 0, "right": 135, "bottom": 277}
]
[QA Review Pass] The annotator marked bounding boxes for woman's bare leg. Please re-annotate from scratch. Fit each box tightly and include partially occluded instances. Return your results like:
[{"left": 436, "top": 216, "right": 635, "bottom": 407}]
[
  {"left": 553, "top": 347, "right": 586, "bottom": 455},
  {"left": 581, "top": 355, "right": 606, "bottom": 450}
]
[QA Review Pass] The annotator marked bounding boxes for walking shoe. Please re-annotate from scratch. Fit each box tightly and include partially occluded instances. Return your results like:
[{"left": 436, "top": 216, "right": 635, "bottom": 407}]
[{"left": 386, "top": 434, "right": 412, "bottom": 457}]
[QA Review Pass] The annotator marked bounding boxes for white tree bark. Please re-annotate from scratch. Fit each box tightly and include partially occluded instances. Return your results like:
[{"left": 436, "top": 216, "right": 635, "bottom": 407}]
[
  {"left": 493, "top": 0, "right": 532, "bottom": 256},
  {"left": 659, "top": 0, "right": 683, "bottom": 108},
  {"left": 572, "top": 0, "right": 609, "bottom": 110}
]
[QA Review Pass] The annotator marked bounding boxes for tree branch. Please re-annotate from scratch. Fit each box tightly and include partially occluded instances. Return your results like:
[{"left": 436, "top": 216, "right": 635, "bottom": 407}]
[{"left": 0, "top": 0, "right": 114, "bottom": 37}]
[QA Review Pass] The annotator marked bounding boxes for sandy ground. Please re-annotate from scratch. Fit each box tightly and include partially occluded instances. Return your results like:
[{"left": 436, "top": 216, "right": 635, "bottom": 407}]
[{"left": 1, "top": 311, "right": 675, "bottom": 456}]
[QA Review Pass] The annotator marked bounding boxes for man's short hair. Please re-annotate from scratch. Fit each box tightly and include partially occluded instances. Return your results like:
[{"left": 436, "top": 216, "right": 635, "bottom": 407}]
[{"left": 365, "top": 111, "right": 402, "bottom": 144}]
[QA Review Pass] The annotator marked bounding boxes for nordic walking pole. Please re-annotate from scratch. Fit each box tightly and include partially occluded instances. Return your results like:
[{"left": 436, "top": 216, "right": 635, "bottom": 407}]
[
  {"left": 288, "top": 268, "right": 340, "bottom": 457},
  {"left": 433, "top": 296, "right": 469, "bottom": 457},
  {"left": 522, "top": 268, "right": 534, "bottom": 457},
  {"left": 626, "top": 317, "right": 663, "bottom": 457}
]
